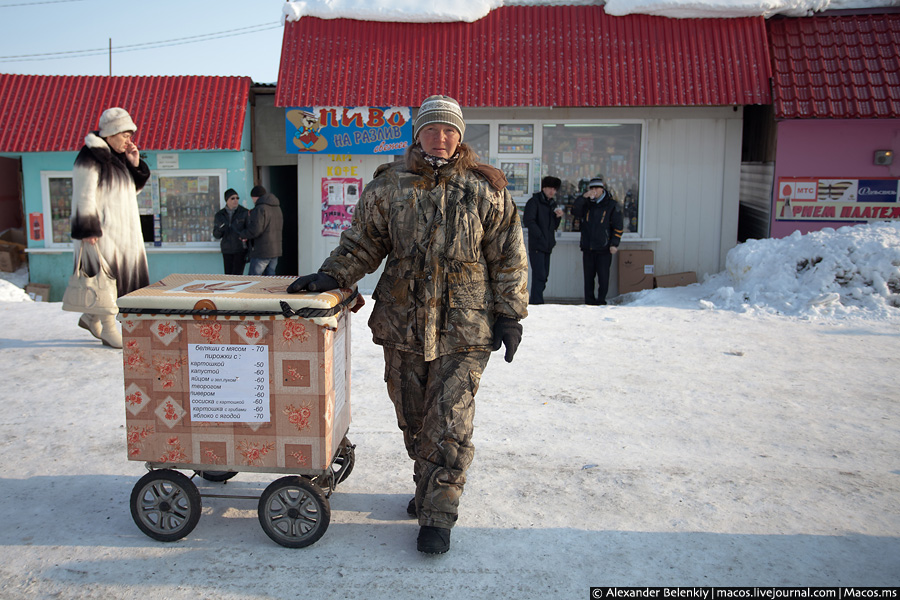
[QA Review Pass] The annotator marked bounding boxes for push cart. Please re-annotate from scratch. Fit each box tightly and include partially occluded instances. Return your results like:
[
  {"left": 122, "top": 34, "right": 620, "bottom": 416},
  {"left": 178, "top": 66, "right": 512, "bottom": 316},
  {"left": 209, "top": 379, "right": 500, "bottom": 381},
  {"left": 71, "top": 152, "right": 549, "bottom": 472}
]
[{"left": 117, "top": 274, "right": 359, "bottom": 547}]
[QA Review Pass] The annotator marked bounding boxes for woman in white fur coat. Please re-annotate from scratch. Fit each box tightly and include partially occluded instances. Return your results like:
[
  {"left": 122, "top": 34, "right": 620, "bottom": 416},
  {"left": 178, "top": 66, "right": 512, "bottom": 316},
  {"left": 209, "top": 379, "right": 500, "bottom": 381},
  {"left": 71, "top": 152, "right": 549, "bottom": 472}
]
[{"left": 70, "top": 107, "right": 151, "bottom": 348}]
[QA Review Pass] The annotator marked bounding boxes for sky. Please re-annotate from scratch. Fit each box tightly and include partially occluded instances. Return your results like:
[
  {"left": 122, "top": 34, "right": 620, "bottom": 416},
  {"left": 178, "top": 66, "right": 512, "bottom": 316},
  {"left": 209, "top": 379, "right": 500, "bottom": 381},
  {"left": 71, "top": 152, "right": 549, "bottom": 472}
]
[
  {"left": 0, "top": 222, "right": 898, "bottom": 596},
  {"left": 1, "top": 0, "right": 896, "bottom": 86},
  {"left": 0, "top": 0, "right": 287, "bottom": 83}
]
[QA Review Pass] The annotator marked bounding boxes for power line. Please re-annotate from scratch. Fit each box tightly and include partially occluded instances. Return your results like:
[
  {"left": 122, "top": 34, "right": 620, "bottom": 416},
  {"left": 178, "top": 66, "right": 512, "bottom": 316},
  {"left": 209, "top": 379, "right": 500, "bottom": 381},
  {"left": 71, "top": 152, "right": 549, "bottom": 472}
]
[
  {"left": 0, "top": 0, "right": 86, "bottom": 7},
  {"left": 0, "top": 21, "right": 282, "bottom": 62}
]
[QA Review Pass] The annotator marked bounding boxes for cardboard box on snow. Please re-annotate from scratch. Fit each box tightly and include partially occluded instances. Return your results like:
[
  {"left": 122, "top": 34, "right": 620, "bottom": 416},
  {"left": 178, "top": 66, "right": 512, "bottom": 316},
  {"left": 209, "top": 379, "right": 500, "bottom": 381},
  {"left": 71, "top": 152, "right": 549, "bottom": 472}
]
[
  {"left": 618, "top": 249, "right": 655, "bottom": 294},
  {"left": 116, "top": 274, "right": 356, "bottom": 472},
  {"left": 0, "top": 246, "right": 21, "bottom": 272},
  {"left": 654, "top": 272, "right": 698, "bottom": 288},
  {"left": 25, "top": 283, "right": 50, "bottom": 302},
  {"left": 0, "top": 228, "right": 26, "bottom": 272}
]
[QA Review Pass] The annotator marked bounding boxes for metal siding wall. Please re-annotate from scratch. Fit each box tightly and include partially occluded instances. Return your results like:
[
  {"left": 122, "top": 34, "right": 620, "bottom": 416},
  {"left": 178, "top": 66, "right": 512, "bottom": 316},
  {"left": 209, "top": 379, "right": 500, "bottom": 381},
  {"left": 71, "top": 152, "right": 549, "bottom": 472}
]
[
  {"left": 644, "top": 116, "right": 739, "bottom": 279},
  {"left": 768, "top": 14, "right": 900, "bottom": 119},
  {"left": 0, "top": 74, "right": 251, "bottom": 152},
  {"left": 719, "top": 118, "right": 743, "bottom": 272},
  {"left": 276, "top": 7, "right": 770, "bottom": 108}
]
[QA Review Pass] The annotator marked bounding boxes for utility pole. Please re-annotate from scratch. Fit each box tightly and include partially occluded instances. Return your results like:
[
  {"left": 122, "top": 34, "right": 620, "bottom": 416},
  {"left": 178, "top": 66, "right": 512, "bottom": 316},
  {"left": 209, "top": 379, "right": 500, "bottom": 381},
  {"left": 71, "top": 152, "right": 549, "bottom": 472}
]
[{"left": 108, "top": 38, "right": 112, "bottom": 76}]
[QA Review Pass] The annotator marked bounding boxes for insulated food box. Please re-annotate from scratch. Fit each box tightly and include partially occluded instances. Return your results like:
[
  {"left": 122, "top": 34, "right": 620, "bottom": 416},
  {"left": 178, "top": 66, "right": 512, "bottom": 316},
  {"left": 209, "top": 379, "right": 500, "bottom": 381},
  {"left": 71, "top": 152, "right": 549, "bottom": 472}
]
[{"left": 116, "top": 274, "right": 356, "bottom": 473}]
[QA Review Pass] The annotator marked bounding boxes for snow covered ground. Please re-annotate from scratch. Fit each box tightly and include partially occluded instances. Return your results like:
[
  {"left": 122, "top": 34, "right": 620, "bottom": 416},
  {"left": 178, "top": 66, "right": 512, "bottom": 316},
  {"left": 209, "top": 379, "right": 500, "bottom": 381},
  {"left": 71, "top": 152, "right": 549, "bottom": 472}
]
[{"left": 1, "top": 222, "right": 898, "bottom": 598}]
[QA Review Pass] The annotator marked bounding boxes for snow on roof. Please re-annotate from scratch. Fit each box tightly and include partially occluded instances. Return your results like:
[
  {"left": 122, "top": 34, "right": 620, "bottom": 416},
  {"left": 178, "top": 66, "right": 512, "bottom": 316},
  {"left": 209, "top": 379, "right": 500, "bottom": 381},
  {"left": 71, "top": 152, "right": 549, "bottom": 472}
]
[{"left": 281, "top": 0, "right": 900, "bottom": 23}]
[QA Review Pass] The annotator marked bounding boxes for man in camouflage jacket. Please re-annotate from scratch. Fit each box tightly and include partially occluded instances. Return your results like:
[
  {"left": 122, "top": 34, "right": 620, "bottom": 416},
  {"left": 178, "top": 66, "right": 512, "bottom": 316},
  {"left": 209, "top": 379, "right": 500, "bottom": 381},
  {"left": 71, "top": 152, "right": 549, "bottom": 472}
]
[{"left": 288, "top": 95, "right": 528, "bottom": 554}]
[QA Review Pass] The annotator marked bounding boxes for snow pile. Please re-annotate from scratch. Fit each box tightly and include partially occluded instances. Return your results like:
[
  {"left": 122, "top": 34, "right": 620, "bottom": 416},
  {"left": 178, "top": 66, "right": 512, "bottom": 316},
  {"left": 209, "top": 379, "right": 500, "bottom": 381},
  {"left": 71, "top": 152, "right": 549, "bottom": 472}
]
[
  {"left": 628, "top": 222, "right": 900, "bottom": 319},
  {"left": 603, "top": 0, "right": 900, "bottom": 18},
  {"left": 0, "top": 266, "right": 31, "bottom": 302},
  {"left": 282, "top": 0, "right": 504, "bottom": 23}
]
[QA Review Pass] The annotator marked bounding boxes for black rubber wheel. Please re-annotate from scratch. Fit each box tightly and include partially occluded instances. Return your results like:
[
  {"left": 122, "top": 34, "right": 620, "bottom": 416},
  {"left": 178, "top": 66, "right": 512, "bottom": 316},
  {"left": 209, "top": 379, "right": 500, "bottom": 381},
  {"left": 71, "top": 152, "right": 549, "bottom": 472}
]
[
  {"left": 331, "top": 437, "right": 355, "bottom": 485},
  {"left": 195, "top": 470, "right": 238, "bottom": 483},
  {"left": 257, "top": 476, "right": 330, "bottom": 548},
  {"left": 131, "top": 469, "right": 201, "bottom": 542}
]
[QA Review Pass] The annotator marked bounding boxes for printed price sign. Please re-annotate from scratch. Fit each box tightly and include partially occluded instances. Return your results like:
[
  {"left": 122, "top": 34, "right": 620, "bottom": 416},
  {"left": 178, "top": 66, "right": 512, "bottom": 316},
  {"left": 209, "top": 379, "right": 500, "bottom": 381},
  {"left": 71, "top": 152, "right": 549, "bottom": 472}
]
[{"left": 188, "top": 344, "right": 270, "bottom": 422}]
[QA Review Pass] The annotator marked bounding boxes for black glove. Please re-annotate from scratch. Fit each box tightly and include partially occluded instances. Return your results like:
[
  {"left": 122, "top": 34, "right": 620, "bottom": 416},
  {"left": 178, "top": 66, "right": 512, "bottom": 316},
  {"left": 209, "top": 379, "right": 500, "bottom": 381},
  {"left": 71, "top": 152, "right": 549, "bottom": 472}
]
[
  {"left": 491, "top": 316, "right": 522, "bottom": 363},
  {"left": 287, "top": 272, "right": 340, "bottom": 293}
]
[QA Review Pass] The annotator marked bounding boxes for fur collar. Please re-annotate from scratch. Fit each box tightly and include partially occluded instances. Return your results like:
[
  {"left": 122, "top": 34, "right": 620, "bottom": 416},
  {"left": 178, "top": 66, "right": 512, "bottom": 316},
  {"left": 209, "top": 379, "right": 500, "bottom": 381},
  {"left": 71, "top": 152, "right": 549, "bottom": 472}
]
[
  {"left": 82, "top": 131, "right": 120, "bottom": 165},
  {"left": 85, "top": 131, "right": 109, "bottom": 149}
]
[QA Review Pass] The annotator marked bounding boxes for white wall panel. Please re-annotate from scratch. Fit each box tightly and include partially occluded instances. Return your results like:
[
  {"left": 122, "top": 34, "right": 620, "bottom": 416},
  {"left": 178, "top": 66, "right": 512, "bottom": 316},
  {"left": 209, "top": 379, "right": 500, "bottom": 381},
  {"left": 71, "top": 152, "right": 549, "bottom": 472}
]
[{"left": 643, "top": 115, "right": 741, "bottom": 282}]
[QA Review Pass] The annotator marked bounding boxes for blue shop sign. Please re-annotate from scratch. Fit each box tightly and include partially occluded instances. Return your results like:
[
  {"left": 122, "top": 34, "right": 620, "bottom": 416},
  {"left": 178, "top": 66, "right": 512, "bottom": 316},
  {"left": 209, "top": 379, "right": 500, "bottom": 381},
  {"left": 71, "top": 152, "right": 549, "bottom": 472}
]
[{"left": 285, "top": 106, "right": 412, "bottom": 155}]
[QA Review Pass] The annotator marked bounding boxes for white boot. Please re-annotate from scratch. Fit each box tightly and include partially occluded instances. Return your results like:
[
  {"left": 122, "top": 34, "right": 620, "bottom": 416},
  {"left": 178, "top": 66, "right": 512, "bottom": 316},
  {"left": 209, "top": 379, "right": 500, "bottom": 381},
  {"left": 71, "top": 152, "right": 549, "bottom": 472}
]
[
  {"left": 78, "top": 313, "right": 103, "bottom": 340},
  {"left": 99, "top": 315, "right": 123, "bottom": 349}
]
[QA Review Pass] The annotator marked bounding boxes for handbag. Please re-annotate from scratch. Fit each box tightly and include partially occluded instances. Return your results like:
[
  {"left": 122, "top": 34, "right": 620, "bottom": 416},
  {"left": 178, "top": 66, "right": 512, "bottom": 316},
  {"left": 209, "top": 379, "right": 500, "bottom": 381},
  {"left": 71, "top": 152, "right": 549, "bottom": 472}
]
[{"left": 61, "top": 244, "right": 119, "bottom": 315}]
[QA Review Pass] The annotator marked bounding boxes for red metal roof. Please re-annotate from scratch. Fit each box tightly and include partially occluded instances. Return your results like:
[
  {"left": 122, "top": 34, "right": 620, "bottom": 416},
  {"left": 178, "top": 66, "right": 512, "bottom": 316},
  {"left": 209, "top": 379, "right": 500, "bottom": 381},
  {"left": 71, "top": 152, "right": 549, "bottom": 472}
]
[
  {"left": 0, "top": 74, "right": 252, "bottom": 152},
  {"left": 767, "top": 13, "right": 900, "bottom": 119},
  {"left": 276, "top": 5, "right": 771, "bottom": 108}
]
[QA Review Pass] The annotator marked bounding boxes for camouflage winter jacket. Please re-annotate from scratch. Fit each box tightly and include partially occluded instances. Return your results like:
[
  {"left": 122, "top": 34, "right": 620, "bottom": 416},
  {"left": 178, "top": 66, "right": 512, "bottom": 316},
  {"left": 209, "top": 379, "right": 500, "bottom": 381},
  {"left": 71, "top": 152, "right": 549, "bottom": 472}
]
[{"left": 321, "top": 159, "right": 528, "bottom": 361}]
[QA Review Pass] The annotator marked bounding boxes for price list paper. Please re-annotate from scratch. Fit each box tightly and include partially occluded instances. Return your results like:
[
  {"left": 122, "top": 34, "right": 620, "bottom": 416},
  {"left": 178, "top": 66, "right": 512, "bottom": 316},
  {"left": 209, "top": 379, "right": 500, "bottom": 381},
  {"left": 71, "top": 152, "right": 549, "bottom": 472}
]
[{"left": 188, "top": 344, "right": 270, "bottom": 422}]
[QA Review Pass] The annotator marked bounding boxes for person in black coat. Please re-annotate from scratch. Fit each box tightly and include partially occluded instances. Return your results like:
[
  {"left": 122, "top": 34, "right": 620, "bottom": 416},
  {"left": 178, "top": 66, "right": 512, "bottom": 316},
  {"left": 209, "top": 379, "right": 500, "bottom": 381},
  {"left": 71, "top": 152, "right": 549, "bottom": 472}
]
[
  {"left": 523, "top": 176, "right": 563, "bottom": 304},
  {"left": 572, "top": 177, "right": 624, "bottom": 305},
  {"left": 238, "top": 185, "right": 283, "bottom": 276},
  {"left": 212, "top": 188, "right": 250, "bottom": 275}
]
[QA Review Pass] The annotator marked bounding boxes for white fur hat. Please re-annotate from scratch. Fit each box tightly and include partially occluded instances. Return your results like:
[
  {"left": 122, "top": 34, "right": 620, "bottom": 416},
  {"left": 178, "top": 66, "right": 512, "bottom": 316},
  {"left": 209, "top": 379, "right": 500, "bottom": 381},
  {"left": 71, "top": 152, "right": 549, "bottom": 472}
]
[{"left": 98, "top": 107, "right": 137, "bottom": 137}]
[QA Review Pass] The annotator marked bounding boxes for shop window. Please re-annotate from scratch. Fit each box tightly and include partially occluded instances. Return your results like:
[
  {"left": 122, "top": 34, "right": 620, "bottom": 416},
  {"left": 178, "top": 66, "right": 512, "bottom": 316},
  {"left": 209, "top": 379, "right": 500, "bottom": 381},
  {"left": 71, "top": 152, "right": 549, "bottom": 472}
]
[
  {"left": 500, "top": 161, "right": 531, "bottom": 197},
  {"left": 154, "top": 171, "right": 225, "bottom": 244},
  {"left": 465, "top": 123, "right": 490, "bottom": 162},
  {"left": 40, "top": 172, "right": 74, "bottom": 246},
  {"left": 541, "top": 124, "right": 642, "bottom": 235},
  {"left": 40, "top": 169, "right": 227, "bottom": 247},
  {"left": 499, "top": 124, "right": 534, "bottom": 154}
]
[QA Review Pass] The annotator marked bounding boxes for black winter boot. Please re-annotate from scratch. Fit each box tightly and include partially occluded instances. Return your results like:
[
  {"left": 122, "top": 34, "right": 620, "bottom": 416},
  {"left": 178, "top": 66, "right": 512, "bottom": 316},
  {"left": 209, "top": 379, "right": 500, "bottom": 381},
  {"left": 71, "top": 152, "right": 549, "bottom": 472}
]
[{"left": 417, "top": 526, "right": 451, "bottom": 554}]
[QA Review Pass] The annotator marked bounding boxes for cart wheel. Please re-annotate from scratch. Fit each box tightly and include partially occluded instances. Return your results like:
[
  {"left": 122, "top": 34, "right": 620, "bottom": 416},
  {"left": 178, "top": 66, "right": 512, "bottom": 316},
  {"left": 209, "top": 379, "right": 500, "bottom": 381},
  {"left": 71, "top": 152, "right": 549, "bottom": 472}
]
[
  {"left": 195, "top": 470, "right": 238, "bottom": 483},
  {"left": 131, "top": 469, "right": 201, "bottom": 542},
  {"left": 258, "top": 476, "right": 330, "bottom": 548},
  {"left": 331, "top": 437, "right": 355, "bottom": 484}
]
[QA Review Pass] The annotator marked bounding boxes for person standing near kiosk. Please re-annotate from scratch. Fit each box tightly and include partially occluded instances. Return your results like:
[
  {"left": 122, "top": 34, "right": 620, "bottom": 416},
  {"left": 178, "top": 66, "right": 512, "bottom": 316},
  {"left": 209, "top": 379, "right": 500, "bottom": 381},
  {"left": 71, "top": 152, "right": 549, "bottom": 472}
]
[
  {"left": 286, "top": 94, "right": 528, "bottom": 555},
  {"left": 572, "top": 176, "right": 624, "bottom": 305},
  {"left": 213, "top": 188, "right": 250, "bottom": 275},
  {"left": 523, "top": 175, "right": 563, "bottom": 304}
]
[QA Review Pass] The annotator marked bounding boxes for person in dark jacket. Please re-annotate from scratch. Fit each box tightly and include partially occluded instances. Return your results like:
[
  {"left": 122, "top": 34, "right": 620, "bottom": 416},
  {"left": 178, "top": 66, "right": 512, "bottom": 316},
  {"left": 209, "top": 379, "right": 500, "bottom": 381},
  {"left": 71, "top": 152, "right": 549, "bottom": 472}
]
[
  {"left": 523, "top": 176, "right": 563, "bottom": 304},
  {"left": 572, "top": 176, "right": 624, "bottom": 305},
  {"left": 212, "top": 188, "right": 250, "bottom": 275},
  {"left": 239, "top": 185, "right": 283, "bottom": 276}
]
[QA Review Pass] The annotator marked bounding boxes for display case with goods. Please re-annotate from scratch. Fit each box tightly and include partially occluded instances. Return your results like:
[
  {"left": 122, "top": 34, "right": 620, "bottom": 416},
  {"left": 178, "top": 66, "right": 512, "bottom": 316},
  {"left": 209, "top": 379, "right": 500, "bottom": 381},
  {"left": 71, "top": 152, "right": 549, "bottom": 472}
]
[
  {"left": 49, "top": 177, "right": 72, "bottom": 243},
  {"left": 499, "top": 124, "right": 534, "bottom": 154},
  {"left": 540, "top": 124, "right": 643, "bottom": 235},
  {"left": 156, "top": 172, "right": 223, "bottom": 244},
  {"left": 39, "top": 169, "right": 228, "bottom": 248}
]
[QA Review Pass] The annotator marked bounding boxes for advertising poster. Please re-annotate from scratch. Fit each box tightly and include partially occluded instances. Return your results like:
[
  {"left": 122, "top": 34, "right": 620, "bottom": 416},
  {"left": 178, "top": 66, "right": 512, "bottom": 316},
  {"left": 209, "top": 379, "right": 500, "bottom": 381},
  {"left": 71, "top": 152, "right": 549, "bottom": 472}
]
[
  {"left": 776, "top": 177, "right": 900, "bottom": 222},
  {"left": 286, "top": 106, "right": 412, "bottom": 155},
  {"left": 321, "top": 177, "right": 362, "bottom": 237}
]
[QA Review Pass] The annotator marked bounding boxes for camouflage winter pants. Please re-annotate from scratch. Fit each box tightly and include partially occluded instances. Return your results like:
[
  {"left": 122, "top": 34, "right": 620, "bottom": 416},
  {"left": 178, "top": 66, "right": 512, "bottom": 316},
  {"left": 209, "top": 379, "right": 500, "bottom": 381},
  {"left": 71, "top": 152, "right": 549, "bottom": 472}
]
[{"left": 382, "top": 347, "right": 491, "bottom": 529}]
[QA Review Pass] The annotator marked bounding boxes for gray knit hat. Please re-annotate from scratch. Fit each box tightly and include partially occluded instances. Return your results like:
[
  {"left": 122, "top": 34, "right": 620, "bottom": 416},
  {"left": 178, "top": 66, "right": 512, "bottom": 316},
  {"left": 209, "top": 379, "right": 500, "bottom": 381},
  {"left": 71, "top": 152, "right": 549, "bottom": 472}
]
[
  {"left": 413, "top": 95, "right": 466, "bottom": 141},
  {"left": 98, "top": 107, "right": 137, "bottom": 137},
  {"left": 588, "top": 177, "right": 606, "bottom": 189}
]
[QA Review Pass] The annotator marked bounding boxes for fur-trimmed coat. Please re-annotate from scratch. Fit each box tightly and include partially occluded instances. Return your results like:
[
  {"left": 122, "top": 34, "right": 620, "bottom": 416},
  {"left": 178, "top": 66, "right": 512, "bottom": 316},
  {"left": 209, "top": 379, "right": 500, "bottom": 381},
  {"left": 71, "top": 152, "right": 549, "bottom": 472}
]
[{"left": 70, "top": 132, "right": 151, "bottom": 297}]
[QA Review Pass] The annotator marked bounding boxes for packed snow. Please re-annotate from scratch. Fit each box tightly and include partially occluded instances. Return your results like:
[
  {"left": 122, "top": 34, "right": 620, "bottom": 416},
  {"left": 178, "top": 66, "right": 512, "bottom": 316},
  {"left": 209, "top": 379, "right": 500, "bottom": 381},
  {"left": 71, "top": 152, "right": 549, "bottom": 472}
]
[
  {"left": 281, "top": 0, "right": 900, "bottom": 23},
  {"left": 0, "top": 222, "right": 898, "bottom": 598}
]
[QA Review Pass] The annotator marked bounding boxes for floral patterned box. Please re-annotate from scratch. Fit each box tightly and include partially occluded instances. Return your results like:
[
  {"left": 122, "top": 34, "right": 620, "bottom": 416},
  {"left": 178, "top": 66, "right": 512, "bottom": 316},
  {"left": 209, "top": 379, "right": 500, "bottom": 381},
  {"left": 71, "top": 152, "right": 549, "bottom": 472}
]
[{"left": 117, "top": 274, "right": 355, "bottom": 473}]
